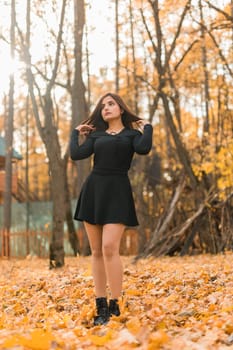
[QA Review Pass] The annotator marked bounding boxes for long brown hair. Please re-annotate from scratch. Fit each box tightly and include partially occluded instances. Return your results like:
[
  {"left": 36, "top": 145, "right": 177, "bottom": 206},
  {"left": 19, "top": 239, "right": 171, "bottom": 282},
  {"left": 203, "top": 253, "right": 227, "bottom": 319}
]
[{"left": 83, "top": 92, "right": 142, "bottom": 131}]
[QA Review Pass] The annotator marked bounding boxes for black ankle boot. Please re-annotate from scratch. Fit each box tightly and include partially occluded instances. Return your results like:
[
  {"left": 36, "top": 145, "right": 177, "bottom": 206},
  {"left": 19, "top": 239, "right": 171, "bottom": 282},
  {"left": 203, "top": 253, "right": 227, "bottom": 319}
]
[
  {"left": 94, "top": 297, "right": 109, "bottom": 326},
  {"left": 109, "top": 299, "right": 120, "bottom": 317}
]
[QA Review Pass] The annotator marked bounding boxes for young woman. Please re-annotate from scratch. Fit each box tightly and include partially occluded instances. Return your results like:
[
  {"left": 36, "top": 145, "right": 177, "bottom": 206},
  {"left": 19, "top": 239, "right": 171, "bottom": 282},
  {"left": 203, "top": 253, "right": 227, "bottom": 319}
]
[{"left": 70, "top": 92, "right": 153, "bottom": 325}]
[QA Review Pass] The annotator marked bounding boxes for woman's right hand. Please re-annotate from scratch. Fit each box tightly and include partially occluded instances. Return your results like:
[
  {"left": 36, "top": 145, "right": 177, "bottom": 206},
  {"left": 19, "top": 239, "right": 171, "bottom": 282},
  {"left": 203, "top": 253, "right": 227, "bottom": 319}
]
[{"left": 75, "top": 124, "right": 95, "bottom": 136}]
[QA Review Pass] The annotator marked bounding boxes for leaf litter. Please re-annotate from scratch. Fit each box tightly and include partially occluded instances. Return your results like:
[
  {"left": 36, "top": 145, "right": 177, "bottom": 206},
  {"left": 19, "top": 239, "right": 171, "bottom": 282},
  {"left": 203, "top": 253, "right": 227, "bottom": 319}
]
[{"left": 1, "top": 253, "right": 233, "bottom": 349}]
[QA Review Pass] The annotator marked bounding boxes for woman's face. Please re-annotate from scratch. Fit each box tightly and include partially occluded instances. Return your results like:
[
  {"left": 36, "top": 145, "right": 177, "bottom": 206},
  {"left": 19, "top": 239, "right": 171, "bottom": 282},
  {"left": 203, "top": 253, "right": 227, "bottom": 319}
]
[{"left": 101, "top": 96, "right": 122, "bottom": 122}]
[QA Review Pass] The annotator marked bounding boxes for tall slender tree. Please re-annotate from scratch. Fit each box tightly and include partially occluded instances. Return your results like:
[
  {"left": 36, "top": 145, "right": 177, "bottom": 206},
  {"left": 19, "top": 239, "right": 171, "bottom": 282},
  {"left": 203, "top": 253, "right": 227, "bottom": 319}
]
[
  {"left": 70, "top": 0, "right": 89, "bottom": 255},
  {"left": 199, "top": 0, "right": 210, "bottom": 134},
  {"left": 3, "top": 0, "right": 16, "bottom": 257},
  {"left": 129, "top": 0, "right": 139, "bottom": 114},
  {"left": 115, "top": 0, "right": 120, "bottom": 92},
  {"left": 141, "top": 0, "right": 198, "bottom": 188},
  {"left": 25, "top": 0, "right": 31, "bottom": 248},
  {"left": 21, "top": 0, "right": 68, "bottom": 266}
]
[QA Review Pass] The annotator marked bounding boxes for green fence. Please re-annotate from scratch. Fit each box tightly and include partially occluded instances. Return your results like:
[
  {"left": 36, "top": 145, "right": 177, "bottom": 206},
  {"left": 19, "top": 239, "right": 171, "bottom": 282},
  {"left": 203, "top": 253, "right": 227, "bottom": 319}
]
[{"left": 0, "top": 200, "right": 79, "bottom": 257}]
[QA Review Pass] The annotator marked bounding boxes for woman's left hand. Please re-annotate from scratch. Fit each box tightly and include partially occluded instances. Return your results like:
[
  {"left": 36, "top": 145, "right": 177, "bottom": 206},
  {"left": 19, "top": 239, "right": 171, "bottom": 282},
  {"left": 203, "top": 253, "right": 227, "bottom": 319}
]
[{"left": 135, "top": 120, "right": 151, "bottom": 129}]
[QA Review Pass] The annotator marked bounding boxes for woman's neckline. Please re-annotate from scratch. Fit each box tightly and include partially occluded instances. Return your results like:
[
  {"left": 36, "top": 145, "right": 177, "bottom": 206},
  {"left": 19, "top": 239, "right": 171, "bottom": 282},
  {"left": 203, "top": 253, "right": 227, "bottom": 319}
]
[{"left": 105, "top": 127, "right": 125, "bottom": 135}]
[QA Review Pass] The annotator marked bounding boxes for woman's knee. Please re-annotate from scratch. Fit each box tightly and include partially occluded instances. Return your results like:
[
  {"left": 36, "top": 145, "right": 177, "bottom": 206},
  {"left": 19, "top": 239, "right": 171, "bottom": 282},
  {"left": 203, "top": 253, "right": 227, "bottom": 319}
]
[
  {"left": 102, "top": 242, "right": 118, "bottom": 258},
  {"left": 91, "top": 248, "right": 103, "bottom": 258}
]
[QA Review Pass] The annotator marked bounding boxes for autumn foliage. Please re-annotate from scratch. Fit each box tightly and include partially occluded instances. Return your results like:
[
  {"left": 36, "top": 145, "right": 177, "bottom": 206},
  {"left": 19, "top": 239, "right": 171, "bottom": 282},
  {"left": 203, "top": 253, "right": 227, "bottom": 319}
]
[
  {"left": 1, "top": 254, "right": 233, "bottom": 349},
  {"left": 1, "top": 2, "right": 233, "bottom": 260}
]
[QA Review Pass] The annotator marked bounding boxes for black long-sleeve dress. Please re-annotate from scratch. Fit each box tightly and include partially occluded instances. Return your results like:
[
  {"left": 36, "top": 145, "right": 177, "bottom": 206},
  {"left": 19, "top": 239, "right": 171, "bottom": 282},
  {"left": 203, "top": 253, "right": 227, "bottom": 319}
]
[{"left": 70, "top": 124, "right": 153, "bottom": 226}]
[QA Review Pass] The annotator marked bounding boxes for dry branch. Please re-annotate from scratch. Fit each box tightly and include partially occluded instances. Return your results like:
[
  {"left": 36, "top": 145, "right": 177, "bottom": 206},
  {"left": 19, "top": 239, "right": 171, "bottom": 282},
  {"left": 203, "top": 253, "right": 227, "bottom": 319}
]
[{"left": 140, "top": 181, "right": 219, "bottom": 258}]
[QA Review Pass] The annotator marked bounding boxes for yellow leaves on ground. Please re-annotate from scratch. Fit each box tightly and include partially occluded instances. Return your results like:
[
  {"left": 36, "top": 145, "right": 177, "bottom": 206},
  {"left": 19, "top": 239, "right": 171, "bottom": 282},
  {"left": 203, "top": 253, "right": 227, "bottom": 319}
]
[
  {"left": 89, "top": 329, "right": 113, "bottom": 346},
  {"left": 1, "top": 254, "right": 233, "bottom": 349},
  {"left": 148, "top": 330, "right": 169, "bottom": 350},
  {"left": 2, "top": 329, "right": 55, "bottom": 350},
  {"left": 126, "top": 317, "right": 141, "bottom": 334}
]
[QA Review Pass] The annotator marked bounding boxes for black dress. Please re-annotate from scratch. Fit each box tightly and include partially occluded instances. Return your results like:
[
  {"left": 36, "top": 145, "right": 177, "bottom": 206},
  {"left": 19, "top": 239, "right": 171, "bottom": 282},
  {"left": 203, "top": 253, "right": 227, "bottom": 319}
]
[{"left": 70, "top": 125, "right": 153, "bottom": 226}]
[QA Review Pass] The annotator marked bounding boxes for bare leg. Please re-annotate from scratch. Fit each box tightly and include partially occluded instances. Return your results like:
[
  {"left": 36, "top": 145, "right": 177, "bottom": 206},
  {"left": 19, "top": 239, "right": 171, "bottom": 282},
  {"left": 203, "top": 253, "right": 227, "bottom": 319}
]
[
  {"left": 84, "top": 222, "right": 107, "bottom": 297},
  {"left": 102, "top": 223, "right": 125, "bottom": 299}
]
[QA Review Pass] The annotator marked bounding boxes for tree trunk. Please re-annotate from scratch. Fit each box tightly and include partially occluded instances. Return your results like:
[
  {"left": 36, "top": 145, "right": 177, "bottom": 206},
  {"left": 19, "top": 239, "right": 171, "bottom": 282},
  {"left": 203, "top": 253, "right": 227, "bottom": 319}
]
[
  {"left": 131, "top": 157, "right": 151, "bottom": 254},
  {"left": 199, "top": 0, "right": 210, "bottom": 134},
  {"left": 25, "top": 0, "right": 31, "bottom": 248},
  {"left": 129, "top": 0, "right": 139, "bottom": 114},
  {"left": 160, "top": 92, "right": 198, "bottom": 189},
  {"left": 72, "top": 0, "right": 87, "bottom": 129},
  {"left": 3, "top": 0, "right": 16, "bottom": 257},
  {"left": 115, "top": 0, "right": 119, "bottom": 92},
  {"left": 42, "top": 95, "right": 66, "bottom": 267},
  {"left": 72, "top": 0, "right": 89, "bottom": 191},
  {"left": 65, "top": 167, "right": 80, "bottom": 256},
  {"left": 48, "top": 157, "right": 66, "bottom": 268},
  {"left": 72, "top": 0, "right": 90, "bottom": 255},
  {"left": 21, "top": 0, "right": 68, "bottom": 267}
]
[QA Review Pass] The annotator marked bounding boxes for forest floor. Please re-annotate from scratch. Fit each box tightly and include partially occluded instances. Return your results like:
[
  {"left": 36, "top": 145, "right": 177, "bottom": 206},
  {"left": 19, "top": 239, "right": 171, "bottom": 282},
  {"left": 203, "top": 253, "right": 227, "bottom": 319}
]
[{"left": 1, "top": 253, "right": 233, "bottom": 350}]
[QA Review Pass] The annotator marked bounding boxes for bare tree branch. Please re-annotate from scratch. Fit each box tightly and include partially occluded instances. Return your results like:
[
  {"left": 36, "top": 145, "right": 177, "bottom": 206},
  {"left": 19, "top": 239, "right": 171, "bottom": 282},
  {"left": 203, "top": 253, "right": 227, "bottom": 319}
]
[
  {"left": 174, "top": 40, "right": 199, "bottom": 71},
  {"left": 165, "top": 0, "right": 192, "bottom": 68},
  {"left": 139, "top": 7, "right": 158, "bottom": 58},
  {"left": 46, "top": 0, "right": 67, "bottom": 93},
  {"left": 205, "top": 0, "right": 233, "bottom": 22}
]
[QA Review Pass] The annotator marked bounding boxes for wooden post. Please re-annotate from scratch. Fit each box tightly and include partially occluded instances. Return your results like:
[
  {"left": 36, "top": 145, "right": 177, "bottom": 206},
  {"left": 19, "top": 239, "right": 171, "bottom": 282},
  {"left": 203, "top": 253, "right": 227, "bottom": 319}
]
[
  {"left": 1, "top": 230, "right": 3, "bottom": 257},
  {"left": 2, "top": 229, "right": 10, "bottom": 258}
]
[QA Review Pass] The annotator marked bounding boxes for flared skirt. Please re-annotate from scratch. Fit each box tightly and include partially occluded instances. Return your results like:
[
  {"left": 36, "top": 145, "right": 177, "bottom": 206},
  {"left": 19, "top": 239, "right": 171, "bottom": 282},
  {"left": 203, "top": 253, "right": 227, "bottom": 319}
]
[{"left": 74, "top": 171, "right": 139, "bottom": 226}]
